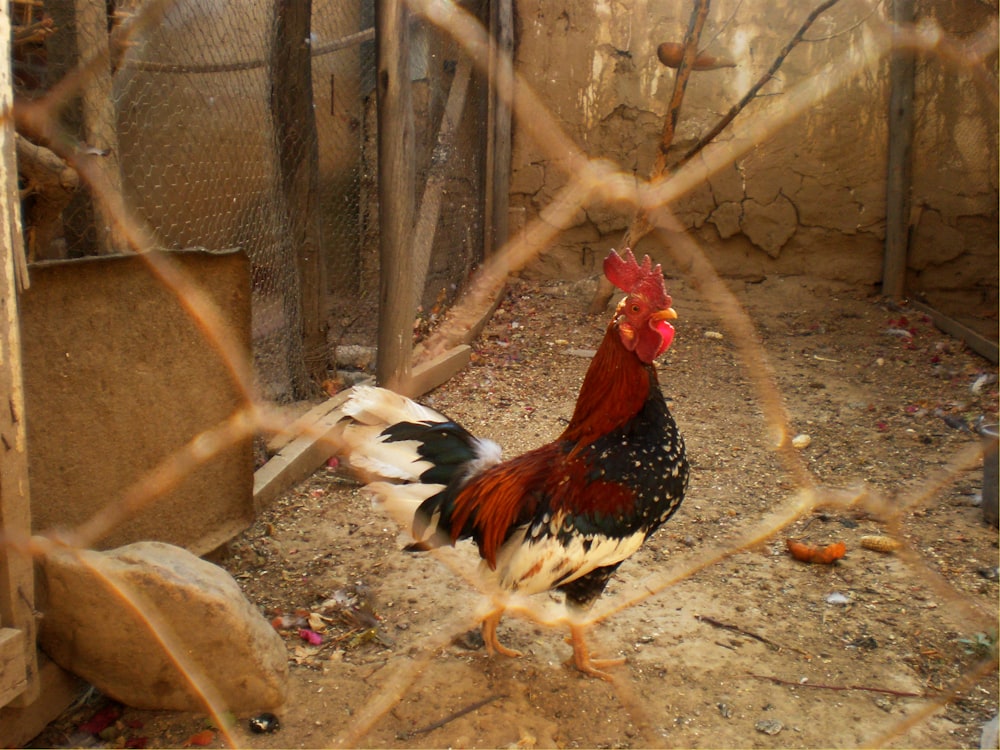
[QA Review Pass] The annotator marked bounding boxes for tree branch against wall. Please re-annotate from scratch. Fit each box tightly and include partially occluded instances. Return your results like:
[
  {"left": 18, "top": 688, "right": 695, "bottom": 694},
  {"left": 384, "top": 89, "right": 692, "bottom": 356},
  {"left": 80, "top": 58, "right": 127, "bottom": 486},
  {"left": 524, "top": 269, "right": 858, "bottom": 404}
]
[{"left": 591, "top": 0, "right": 848, "bottom": 313}]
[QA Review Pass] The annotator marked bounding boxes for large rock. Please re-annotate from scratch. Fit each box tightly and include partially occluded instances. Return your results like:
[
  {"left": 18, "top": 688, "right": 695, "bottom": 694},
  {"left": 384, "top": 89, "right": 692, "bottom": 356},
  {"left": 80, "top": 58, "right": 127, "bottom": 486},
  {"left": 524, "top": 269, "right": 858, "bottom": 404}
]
[{"left": 37, "top": 540, "right": 287, "bottom": 712}]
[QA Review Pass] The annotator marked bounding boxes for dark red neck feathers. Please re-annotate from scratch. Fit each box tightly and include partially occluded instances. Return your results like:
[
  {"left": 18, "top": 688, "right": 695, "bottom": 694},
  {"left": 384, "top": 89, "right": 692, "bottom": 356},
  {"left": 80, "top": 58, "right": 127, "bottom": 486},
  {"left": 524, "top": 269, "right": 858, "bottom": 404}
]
[{"left": 560, "top": 318, "right": 653, "bottom": 446}]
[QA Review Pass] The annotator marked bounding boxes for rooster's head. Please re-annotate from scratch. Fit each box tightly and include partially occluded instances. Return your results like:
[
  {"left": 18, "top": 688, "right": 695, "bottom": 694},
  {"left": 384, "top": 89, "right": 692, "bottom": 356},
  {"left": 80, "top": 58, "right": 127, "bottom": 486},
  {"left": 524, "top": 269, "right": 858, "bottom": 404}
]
[{"left": 604, "top": 248, "right": 677, "bottom": 363}]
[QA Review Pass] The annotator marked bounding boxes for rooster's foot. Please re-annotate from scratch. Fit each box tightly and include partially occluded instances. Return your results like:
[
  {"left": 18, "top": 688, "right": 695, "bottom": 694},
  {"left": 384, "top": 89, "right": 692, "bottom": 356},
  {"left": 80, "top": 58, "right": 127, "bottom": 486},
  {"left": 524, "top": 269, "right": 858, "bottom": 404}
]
[
  {"left": 566, "top": 623, "right": 624, "bottom": 681},
  {"left": 482, "top": 609, "right": 523, "bottom": 658}
]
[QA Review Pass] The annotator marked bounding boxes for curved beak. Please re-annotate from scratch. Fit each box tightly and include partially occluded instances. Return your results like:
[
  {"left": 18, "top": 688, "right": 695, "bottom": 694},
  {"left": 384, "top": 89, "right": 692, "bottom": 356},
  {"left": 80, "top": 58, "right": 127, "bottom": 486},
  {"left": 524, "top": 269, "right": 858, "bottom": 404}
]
[{"left": 652, "top": 307, "right": 678, "bottom": 321}]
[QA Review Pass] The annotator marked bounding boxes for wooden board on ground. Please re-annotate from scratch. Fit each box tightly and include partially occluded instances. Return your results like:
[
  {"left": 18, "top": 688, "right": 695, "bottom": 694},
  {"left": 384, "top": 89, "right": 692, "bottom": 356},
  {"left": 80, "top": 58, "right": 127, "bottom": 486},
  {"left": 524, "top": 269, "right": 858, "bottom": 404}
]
[
  {"left": 0, "top": 655, "right": 86, "bottom": 748},
  {"left": 910, "top": 299, "right": 998, "bottom": 364}
]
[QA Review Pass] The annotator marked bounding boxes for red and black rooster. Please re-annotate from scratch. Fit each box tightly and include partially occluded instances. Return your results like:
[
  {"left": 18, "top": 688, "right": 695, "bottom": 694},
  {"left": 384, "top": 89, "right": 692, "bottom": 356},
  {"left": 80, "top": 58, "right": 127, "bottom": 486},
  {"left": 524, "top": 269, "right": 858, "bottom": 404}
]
[{"left": 338, "top": 248, "right": 688, "bottom": 679}]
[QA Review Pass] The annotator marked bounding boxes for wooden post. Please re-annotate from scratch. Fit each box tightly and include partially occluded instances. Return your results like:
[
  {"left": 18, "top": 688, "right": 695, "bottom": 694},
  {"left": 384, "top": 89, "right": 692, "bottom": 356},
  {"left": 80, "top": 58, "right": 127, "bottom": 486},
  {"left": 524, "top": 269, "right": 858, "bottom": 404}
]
[
  {"left": 409, "top": 56, "right": 473, "bottom": 312},
  {"left": 375, "top": 0, "right": 417, "bottom": 389},
  {"left": 44, "top": 0, "right": 126, "bottom": 255},
  {"left": 883, "top": 0, "right": 915, "bottom": 301},
  {"left": 485, "top": 0, "right": 513, "bottom": 258},
  {"left": 271, "top": 0, "right": 328, "bottom": 395},
  {"left": 0, "top": 6, "right": 39, "bottom": 708}
]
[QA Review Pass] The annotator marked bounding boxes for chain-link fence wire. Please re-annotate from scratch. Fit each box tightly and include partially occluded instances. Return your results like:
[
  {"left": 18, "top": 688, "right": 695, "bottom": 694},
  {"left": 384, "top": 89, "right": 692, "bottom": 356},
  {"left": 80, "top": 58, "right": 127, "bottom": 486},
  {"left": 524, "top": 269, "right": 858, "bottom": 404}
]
[
  {"left": 12, "top": 0, "right": 489, "bottom": 401},
  {"left": 3, "top": 0, "right": 999, "bottom": 746}
]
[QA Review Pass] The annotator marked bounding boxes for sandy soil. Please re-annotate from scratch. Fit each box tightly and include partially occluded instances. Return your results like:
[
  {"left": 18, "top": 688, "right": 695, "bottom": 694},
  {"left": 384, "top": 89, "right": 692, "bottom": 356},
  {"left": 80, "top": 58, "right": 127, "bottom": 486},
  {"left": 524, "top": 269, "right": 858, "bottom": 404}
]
[{"left": 33, "top": 275, "right": 998, "bottom": 749}]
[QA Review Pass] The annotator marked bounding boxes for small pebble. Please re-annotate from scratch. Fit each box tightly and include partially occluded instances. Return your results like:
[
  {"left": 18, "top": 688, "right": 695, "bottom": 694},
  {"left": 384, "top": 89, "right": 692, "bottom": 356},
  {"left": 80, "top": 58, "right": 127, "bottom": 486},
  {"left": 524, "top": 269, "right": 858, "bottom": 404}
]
[
  {"left": 755, "top": 719, "right": 783, "bottom": 735},
  {"left": 791, "top": 434, "right": 811, "bottom": 449},
  {"left": 825, "top": 592, "right": 850, "bottom": 605},
  {"left": 704, "top": 331, "right": 724, "bottom": 340}
]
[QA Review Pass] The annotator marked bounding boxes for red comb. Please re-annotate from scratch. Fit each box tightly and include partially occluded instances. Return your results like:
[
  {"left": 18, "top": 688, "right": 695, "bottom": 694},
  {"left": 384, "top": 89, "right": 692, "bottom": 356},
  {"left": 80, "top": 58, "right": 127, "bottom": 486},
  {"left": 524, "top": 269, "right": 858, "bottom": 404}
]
[{"left": 603, "top": 248, "right": 671, "bottom": 309}]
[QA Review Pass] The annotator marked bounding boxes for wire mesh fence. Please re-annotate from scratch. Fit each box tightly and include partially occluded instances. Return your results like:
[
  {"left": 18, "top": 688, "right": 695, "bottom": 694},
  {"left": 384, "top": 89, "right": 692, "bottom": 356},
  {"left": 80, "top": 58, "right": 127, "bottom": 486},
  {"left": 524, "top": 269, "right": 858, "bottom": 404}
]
[
  {"left": 0, "top": 0, "right": 997, "bottom": 747},
  {"left": 12, "top": 0, "right": 491, "bottom": 401}
]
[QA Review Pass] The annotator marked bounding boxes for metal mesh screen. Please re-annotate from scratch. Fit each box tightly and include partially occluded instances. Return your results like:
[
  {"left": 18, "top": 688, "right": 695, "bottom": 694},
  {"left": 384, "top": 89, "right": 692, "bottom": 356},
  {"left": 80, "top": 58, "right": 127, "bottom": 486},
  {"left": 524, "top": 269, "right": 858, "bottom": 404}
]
[{"left": 12, "top": 0, "right": 490, "bottom": 401}]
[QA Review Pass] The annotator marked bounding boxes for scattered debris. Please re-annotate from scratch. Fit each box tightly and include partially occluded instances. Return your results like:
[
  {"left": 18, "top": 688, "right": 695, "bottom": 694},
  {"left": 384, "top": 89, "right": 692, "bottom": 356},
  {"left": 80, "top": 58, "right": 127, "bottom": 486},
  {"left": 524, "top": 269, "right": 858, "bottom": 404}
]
[
  {"left": 182, "top": 729, "right": 215, "bottom": 747},
  {"left": 825, "top": 592, "right": 850, "bottom": 606},
  {"left": 860, "top": 535, "right": 902, "bottom": 553},
  {"left": 755, "top": 718, "right": 784, "bottom": 735},
  {"left": 786, "top": 539, "right": 846, "bottom": 564}
]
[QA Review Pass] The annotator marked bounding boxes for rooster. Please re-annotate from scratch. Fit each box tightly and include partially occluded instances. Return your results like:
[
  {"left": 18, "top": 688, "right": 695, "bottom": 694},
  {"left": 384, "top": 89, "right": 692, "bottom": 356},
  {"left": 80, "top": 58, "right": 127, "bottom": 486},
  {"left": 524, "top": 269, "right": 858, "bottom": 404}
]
[{"left": 337, "top": 248, "right": 688, "bottom": 679}]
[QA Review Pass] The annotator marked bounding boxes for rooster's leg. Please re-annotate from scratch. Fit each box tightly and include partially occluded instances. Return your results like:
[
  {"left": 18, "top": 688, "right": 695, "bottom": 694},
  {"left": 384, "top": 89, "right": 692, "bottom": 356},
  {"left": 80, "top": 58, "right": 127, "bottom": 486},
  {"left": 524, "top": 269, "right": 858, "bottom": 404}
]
[
  {"left": 481, "top": 609, "right": 522, "bottom": 658},
  {"left": 566, "top": 622, "right": 625, "bottom": 681}
]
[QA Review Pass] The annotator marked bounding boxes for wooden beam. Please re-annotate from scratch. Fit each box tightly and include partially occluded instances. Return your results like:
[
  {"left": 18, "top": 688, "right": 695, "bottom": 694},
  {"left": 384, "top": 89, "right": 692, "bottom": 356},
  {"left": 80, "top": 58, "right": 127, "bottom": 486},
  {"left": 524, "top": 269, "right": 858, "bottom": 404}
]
[
  {"left": 0, "top": 630, "right": 27, "bottom": 708},
  {"left": 410, "top": 56, "right": 473, "bottom": 305},
  {"left": 265, "top": 390, "right": 357, "bottom": 455},
  {"left": 253, "top": 407, "right": 346, "bottom": 511},
  {"left": 883, "top": 0, "right": 915, "bottom": 301},
  {"left": 909, "top": 300, "right": 999, "bottom": 364},
  {"left": 0, "top": 8, "right": 39, "bottom": 703},
  {"left": 484, "top": 0, "right": 513, "bottom": 258},
  {"left": 375, "top": 0, "right": 417, "bottom": 390},
  {"left": 271, "top": 0, "right": 328, "bottom": 394},
  {"left": 398, "top": 343, "right": 472, "bottom": 399},
  {"left": 0, "top": 655, "right": 85, "bottom": 748}
]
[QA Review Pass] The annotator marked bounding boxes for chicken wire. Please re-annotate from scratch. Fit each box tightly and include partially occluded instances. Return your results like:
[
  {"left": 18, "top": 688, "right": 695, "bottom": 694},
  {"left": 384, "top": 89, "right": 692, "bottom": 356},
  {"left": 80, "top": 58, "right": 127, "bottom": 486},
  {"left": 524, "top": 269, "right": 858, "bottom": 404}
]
[
  {"left": 2, "top": 0, "right": 998, "bottom": 747},
  {"left": 12, "top": 0, "right": 489, "bottom": 401}
]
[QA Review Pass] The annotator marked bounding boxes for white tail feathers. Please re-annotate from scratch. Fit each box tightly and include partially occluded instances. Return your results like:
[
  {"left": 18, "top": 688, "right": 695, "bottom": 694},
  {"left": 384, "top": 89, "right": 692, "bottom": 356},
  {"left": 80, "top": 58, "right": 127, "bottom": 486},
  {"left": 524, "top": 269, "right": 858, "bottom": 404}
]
[
  {"left": 337, "top": 386, "right": 446, "bottom": 483},
  {"left": 364, "top": 481, "right": 445, "bottom": 543},
  {"left": 342, "top": 385, "right": 447, "bottom": 426}
]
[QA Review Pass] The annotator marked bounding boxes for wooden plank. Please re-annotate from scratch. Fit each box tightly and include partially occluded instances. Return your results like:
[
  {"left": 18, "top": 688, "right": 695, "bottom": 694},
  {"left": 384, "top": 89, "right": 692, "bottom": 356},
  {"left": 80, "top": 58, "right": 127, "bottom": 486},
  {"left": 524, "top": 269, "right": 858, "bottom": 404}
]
[
  {"left": 399, "top": 344, "right": 472, "bottom": 399},
  {"left": 0, "top": 654, "right": 86, "bottom": 748},
  {"left": 375, "top": 0, "right": 417, "bottom": 390},
  {"left": 0, "top": 629, "right": 27, "bottom": 708},
  {"left": 410, "top": 56, "right": 473, "bottom": 304},
  {"left": 882, "top": 0, "right": 915, "bottom": 300},
  {"left": 253, "top": 408, "right": 346, "bottom": 511},
  {"left": 909, "top": 300, "right": 999, "bottom": 364},
  {"left": 484, "top": 0, "right": 513, "bottom": 257},
  {"left": 265, "top": 390, "right": 357, "bottom": 455},
  {"left": 254, "top": 345, "right": 473, "bottom": 508},
  {"left": 0, "top": 6, "right": 39, "bottom": 705}
]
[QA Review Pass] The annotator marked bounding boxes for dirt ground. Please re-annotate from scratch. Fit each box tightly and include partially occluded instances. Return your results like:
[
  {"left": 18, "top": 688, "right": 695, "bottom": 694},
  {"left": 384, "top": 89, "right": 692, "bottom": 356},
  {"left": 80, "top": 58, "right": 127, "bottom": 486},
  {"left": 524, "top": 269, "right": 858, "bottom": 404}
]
[{"left": 33, "top": 274, "right": 999, "bottom": 749}]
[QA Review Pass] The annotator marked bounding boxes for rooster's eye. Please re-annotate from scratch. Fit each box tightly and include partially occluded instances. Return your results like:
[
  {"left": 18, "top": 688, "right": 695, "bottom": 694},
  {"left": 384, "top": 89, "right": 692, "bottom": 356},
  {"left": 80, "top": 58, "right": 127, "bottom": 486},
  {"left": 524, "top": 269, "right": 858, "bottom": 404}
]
[{"left": 630, "top": 304, "right": 641, "bottom": 314}]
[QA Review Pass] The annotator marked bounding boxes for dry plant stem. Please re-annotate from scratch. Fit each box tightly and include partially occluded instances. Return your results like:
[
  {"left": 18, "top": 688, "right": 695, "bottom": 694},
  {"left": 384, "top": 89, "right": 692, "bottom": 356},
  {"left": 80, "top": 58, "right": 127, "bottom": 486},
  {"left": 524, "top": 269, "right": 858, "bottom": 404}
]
[
  {"left": 405, "top": 693, "right": 506, "bottom": 737},
  {"left": 656, "top": 0, "right": 711, "bottom": 172},
  {"left": 747, "top": 672, "right": 924, "bottom": 698},
  {"left": 620, "top": 0, "right": 711, "bottom": 254},
  {"left": 696, "top": 614, "right": 789, "bottom": 653},
  {"left": 862, "top": 657, "right": 998, "bottom": 748},
  {"left": 675, "top": 0, "right": 843, "bottom": 171}
]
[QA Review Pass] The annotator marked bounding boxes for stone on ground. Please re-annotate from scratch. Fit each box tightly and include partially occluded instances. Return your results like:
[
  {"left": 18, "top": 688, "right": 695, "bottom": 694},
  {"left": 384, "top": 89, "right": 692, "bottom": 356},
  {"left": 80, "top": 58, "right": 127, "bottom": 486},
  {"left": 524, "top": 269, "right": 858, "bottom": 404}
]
[{"left": 37, "top": 540, "right": 287, "bottom": 712}]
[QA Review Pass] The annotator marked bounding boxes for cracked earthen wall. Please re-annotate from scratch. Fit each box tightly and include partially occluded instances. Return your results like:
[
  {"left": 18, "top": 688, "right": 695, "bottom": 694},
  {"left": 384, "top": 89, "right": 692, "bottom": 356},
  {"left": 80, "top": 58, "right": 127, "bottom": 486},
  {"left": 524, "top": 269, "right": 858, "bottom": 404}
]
[{"left": 510, "top": 0, "right": 998, "bottom": 318}]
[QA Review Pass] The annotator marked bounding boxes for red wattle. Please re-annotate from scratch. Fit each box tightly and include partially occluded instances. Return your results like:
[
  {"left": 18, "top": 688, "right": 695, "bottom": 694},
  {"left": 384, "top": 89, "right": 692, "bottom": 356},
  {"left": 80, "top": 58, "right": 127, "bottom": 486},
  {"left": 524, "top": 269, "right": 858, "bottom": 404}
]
[{"left": 654, "top": 319, "right": 675, "bottom": 356}]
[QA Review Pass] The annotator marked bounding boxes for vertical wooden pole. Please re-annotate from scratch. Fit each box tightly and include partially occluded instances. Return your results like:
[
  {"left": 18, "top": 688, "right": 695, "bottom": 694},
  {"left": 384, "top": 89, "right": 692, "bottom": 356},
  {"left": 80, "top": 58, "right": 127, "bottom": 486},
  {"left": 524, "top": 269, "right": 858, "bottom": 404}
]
[
  {"left": 375, "top": 0, "right": 416, "bottom": 389},
  {"left": 271, "top": 0, "right": 329, "bottom": 393},
  {"left": 484, "top": 0, "right": 513, "bottom": 259},
  {"left": 0, "top": 6, "right": 40, "bottom": 707},
  {"left": 43, "top": 0, "right": 126, "bottom": 255},
  {"left": 883, "top": 0, "right": 915, "bottom": 301}
]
